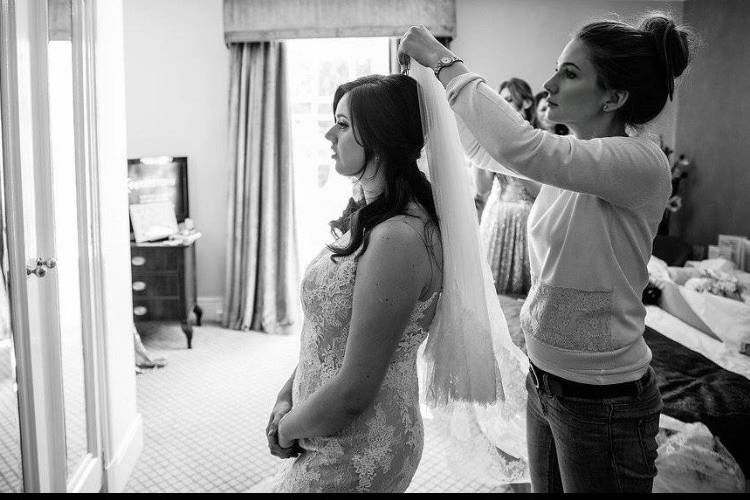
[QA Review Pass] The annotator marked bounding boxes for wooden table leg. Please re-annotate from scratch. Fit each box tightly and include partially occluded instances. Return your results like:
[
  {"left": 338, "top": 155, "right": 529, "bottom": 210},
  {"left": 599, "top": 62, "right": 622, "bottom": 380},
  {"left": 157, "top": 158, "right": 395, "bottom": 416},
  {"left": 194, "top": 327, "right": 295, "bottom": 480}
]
[
  {"left": 194, "top": 304, "right": 203, "bottom": 326},
  {"left": 180, "top": 314, "right": 195, "bottom": 349}
]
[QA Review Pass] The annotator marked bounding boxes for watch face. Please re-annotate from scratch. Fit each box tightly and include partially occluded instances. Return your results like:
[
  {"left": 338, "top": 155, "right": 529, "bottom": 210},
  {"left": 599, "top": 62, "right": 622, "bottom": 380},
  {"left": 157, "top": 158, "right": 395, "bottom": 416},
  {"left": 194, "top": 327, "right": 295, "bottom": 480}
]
[{"left": 440, "top": 56, "right": 453, "bottom": 64}]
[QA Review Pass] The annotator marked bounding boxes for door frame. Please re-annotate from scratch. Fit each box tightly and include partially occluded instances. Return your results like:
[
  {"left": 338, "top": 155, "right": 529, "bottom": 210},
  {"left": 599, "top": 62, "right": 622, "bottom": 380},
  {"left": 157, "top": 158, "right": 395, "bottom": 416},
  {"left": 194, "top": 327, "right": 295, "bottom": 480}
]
[{"left": 0, "top": 0, "right": 108, "bottom": 492}]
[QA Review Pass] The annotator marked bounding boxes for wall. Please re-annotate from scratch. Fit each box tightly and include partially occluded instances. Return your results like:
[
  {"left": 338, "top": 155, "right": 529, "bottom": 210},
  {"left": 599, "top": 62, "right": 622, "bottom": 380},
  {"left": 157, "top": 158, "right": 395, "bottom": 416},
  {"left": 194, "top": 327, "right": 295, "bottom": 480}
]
[
  {"left": 452, "top": 0, "right": 684, "bottom": 147},
  {"left": 123, "top": 0, "right": 229, "bottom": 317},
  {"left": 673, "top": 0, "right": 750, "bottom": 245},
  {"left": 94, "top": 0, "right": 143, "bottom": 491}
]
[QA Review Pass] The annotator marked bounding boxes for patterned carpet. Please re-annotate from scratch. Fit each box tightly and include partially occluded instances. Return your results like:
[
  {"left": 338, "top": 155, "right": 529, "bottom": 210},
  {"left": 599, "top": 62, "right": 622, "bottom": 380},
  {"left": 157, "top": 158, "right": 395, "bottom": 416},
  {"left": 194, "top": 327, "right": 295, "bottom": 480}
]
[
  {"left": 0, "top": 340, "right": 22, "bottom": 493},
  {"left": 0, "top": 295, "right": 528, "bottom": 492},
  {"left": 125, "top": 320, "right": 527, "bottom": 493},
  {"left": 0, "top": 332, "right": 88, "bottom": 493}
]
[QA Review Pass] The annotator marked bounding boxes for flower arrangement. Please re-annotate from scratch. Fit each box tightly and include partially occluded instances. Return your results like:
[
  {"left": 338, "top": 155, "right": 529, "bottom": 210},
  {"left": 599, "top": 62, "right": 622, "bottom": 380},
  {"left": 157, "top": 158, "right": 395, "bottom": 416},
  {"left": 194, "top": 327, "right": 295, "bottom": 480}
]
[
  {"left": 684, "top": 269, "right": 745, "bottom": 302},
  {"left": 658, "top": 142, "right": 692, "bottom": 236}
]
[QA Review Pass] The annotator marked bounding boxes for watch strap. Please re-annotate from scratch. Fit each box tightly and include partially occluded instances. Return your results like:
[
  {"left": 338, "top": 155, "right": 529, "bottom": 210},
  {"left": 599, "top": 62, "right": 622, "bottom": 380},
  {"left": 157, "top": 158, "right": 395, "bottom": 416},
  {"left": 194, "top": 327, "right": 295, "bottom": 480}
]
[{"left": 433, "top": 56, "right": 464, "bottom": 78}]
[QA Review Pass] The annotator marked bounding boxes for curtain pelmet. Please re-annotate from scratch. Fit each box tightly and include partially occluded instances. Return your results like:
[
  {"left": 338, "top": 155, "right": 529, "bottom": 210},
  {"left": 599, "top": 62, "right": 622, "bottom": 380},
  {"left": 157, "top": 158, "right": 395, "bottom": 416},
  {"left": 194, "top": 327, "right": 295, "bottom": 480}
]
[{"left": 223, "top": 0, "right": 456, "bottom": 43}]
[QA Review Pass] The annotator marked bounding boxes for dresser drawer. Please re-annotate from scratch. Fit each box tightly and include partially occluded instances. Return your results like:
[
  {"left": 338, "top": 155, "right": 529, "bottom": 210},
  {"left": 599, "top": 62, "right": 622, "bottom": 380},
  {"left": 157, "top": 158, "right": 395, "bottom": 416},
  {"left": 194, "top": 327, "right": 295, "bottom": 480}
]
[
  {"left": 130, "top": 246, "right": 182, "bottom": 272},
  {"left": 130, "top": 242, "right": 197, "bottom": 334},
  {"left": 131, "top": 273, "right": 180, "bottom": 298},
  {"left": 132, "top": 299, "right": 186, "bottom": 320}
]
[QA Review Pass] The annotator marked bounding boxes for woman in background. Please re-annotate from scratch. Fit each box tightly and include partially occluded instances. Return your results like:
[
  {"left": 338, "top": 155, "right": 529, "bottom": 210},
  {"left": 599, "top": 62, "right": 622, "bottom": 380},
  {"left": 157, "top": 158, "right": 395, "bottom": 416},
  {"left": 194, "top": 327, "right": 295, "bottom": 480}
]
[
  {"left": 534, "top": 91, "right": 569, "bottom": 135},
  {"left": 474, "top": 78, "right": 540, "bottom": 295}
]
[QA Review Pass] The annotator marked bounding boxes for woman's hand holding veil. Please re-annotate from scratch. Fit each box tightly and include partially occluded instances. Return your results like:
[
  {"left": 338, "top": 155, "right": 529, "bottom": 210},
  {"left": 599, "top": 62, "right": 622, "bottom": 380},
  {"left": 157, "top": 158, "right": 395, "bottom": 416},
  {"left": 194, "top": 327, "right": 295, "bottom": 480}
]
[{"left": 397, "top": 25, "right": 455, "bottom": 70}]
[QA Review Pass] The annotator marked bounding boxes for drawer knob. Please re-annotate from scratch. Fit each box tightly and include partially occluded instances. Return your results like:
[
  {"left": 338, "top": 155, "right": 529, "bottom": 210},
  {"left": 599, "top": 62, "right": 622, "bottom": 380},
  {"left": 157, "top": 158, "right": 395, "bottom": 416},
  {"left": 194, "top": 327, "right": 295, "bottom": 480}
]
[
  {"left": 133, "top": 306, "right": 148, "bottom": 316},
  {"left": 131, "top": 256, "right": 146, "bottom": 266},
  {"left": 132, "top": 281, "right": 146, "bottom": 292}
]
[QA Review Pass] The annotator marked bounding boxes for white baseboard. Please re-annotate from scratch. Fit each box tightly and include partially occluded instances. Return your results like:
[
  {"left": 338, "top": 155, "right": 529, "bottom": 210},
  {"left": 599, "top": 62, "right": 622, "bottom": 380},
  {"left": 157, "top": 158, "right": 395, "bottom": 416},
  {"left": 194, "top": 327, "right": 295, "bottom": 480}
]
[
  {"left": 197, "top": 296, "right": 224, "bottom": 323},
  {"left": 104, "top": 413, "right": 143, "bottom": 492}
]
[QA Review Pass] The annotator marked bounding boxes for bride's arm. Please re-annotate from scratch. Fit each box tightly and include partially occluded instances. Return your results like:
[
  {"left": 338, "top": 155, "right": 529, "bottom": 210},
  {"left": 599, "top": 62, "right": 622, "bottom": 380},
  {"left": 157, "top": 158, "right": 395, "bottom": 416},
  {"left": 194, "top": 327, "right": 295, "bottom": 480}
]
[
  {"left": 268, "top": 367, "right": 296, "bottom": 427},
  {"left": 275, "top": 367, "right": 296, "bottom": 405},
  {"left": 277, "top": 220, "right": 430, "bottom": 446},
  {"left": 267, "top": 367, "right": 298, "bottom": 458}
]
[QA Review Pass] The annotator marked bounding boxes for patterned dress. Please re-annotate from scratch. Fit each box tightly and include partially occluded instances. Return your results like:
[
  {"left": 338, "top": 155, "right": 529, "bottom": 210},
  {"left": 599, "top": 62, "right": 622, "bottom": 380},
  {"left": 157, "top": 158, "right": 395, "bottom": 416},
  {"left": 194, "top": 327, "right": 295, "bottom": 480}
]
[
  {"left": 271, "top": 231, "right": 440, "bottom": 493},
  {"left": 479, "top": 174, "right": 535, "bottom": 295}
]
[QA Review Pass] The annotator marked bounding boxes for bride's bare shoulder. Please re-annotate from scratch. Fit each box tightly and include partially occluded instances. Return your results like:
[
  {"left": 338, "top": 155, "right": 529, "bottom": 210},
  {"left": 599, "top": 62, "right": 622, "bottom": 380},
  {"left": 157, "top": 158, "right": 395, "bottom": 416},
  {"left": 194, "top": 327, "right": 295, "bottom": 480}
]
[
  {"left": 367, "top": 216, "right": 425, "bottom": 248},
  {"left": 368, "top": 207, "right": 442, "bottom": 270}
]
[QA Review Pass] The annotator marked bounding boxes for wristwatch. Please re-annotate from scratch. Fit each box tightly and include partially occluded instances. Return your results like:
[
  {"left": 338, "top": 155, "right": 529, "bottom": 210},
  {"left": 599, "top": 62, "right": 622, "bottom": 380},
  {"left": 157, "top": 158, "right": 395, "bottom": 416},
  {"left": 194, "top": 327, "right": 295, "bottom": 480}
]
[{"left": 432, "top": 55, "right": 463, "bottom": 78}]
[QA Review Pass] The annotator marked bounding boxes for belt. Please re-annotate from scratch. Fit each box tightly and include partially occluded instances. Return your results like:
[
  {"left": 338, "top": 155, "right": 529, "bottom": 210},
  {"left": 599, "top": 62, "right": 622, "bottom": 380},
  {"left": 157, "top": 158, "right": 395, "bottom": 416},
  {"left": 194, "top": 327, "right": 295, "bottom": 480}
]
[{"left": 529, "top": 362, "right": 648, "bottom": 399}]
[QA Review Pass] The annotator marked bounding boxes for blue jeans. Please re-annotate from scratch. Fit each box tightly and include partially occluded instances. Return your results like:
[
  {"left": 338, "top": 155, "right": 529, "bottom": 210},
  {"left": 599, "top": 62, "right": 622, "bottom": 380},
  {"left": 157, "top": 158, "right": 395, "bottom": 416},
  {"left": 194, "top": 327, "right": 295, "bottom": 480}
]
[{"left": 526, "top": 367, "right": 662, "bottom": 493}]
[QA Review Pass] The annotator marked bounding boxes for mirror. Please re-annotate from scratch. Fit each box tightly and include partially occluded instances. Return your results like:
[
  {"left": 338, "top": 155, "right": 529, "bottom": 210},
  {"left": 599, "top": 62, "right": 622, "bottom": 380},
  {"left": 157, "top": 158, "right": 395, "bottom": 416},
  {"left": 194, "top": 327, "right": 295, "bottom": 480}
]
[
  {"left": 0, "top": 83, "right": 23, "bottom": 493},
  {"left": 47, "top": 0, "right": 89, "bottom": 479}
]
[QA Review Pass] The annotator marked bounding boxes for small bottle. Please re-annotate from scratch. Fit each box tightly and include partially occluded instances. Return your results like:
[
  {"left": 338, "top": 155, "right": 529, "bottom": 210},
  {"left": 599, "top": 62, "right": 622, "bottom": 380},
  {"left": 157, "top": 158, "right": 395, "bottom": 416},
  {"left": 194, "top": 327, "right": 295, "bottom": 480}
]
[{"left": 181, "top": 217, "right": 195, "bottom": 235}]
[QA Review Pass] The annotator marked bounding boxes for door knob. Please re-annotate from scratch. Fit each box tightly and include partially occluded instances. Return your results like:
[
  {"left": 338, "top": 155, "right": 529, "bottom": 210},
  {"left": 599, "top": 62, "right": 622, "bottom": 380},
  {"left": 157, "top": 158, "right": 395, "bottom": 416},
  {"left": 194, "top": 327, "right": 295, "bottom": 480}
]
[
  {"left": 26, "top": 265, "right": 47, "bottom": 278},
  {"left": 27, "top": 256, "right": 57, "bottom": 277},
  {"left": 36, "top": 257, "right": 57, "bottom": 268}
]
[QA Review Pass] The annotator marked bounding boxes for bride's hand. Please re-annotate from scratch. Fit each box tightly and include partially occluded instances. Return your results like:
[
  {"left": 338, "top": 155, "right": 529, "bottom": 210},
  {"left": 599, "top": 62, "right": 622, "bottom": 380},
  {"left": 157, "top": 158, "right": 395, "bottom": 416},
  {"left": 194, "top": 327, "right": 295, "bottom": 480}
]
[
  {"left": 277, "top": 414, "right": 295, "bottom": 449},
  {"left": 398, "top": 25, "right": 454, "bottom": 70},
  {"left": 266, "top": 400, "right": 299, "bottom": 458}
]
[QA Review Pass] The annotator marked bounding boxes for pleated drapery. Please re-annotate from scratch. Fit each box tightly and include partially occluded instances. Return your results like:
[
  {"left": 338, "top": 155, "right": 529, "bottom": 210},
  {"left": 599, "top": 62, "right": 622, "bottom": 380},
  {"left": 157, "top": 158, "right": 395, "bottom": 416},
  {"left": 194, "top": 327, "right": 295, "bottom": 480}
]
[{"left": 223, "top": 41, "right": 298, "bottom": 334}]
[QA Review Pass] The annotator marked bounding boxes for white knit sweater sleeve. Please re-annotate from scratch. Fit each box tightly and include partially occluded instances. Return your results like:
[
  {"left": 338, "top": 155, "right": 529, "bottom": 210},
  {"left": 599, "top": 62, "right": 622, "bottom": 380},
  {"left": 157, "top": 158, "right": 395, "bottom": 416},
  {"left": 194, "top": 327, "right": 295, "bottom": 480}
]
[
  {"left": 455, "top": 115, "right": 534, "bottom": 182},
  {"left": 446, "top": 73, "right": 670, "bottom": 210}
]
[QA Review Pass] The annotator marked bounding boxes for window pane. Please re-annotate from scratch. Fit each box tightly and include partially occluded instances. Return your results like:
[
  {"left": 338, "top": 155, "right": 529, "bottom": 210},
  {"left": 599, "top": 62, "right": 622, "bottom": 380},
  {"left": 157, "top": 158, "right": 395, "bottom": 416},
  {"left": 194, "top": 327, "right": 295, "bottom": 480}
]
[{"left": 287, "top": 37, "right": 389, "bottom": 274}]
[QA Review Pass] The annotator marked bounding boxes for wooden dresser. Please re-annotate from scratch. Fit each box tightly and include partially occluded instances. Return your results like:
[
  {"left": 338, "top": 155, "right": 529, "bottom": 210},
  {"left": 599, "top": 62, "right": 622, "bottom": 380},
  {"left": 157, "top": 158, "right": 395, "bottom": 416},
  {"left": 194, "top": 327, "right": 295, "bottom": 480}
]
[{"left": 130, "top": 240, "right": 202, "bottom": 348}]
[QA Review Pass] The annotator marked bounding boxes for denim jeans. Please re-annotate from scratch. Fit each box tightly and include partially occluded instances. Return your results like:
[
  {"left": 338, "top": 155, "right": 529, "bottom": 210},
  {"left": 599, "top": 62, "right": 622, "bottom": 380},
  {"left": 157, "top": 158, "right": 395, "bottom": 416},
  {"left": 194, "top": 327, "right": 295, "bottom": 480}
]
[{"left": 525, "top": 367, "right": 663, "bottom": 493}]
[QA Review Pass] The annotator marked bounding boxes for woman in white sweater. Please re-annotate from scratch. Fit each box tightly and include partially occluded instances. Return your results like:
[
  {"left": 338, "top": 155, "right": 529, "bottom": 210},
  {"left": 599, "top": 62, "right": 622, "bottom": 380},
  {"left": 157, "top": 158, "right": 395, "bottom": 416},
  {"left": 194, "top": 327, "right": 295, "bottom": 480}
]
[{"left": 400, "top": 12, "right": 692, "bottom": 493}]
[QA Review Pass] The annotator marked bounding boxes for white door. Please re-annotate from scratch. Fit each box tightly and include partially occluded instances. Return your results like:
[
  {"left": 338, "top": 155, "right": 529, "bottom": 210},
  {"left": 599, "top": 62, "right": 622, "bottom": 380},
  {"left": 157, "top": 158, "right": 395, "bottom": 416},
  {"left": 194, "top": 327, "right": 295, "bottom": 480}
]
[{"left": 0, "top": 0, "right": 105, "bottom": 492}]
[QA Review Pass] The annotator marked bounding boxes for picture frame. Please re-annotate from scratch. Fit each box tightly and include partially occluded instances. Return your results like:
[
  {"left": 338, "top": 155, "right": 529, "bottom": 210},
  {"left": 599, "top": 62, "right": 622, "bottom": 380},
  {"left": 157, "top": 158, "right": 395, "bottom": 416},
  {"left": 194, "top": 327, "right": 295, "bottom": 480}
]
[{"left": 129, "top": 202, "right": 179, "bottom": 243}]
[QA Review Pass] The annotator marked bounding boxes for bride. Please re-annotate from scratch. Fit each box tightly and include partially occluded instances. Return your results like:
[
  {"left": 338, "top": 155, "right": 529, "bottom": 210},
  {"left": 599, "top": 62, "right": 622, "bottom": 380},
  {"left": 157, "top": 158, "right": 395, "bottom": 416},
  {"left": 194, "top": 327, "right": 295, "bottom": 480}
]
[{"left": 262, "top": 65, "right": 527, "bottom": 493}]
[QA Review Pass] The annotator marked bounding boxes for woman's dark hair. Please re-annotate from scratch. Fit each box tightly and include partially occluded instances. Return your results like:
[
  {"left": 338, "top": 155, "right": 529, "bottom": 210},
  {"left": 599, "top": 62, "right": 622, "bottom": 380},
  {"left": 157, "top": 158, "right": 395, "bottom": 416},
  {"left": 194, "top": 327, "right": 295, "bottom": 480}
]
[
  {"left": 534, "top": 91, "right": 569, "bottom": 135},
  {"left": 575, "top": 11, "right": 693, "bottom": 126},
  {"left": 327, "top": 74, "right": 439, "bottom": 261},
  {"left": 499, "top": 78, "right": 535, "bottom": 123}
]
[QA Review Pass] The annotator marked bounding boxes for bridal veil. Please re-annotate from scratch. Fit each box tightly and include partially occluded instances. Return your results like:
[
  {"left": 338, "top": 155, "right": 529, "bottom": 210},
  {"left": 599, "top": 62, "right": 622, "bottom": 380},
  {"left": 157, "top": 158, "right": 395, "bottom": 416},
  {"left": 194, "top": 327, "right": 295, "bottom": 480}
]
[{"left": 410, "top": 61, "right": 530, "bottom": 484}]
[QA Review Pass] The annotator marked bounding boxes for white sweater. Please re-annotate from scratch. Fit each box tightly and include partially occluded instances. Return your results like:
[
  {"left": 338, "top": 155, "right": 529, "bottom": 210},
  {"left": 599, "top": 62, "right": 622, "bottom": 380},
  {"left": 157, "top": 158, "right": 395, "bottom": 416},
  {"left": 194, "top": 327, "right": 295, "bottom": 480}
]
[{"left": 446, "top": 73, "right": 671, "bottom": 384}]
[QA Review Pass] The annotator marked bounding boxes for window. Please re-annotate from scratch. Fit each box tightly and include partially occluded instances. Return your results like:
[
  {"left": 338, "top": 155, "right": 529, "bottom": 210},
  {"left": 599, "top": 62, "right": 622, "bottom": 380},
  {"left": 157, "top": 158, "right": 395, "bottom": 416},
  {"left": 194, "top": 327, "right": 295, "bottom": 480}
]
[{"left": 286, "top": 37, "right": 390, "bottom": 274}]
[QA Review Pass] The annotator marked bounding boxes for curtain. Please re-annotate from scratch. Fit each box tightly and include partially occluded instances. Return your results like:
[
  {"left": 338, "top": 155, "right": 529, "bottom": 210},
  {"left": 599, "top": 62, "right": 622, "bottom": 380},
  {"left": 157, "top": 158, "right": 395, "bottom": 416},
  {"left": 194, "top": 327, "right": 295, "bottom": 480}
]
[{"left": 223, "top": 41, "right": 298, "bottom": 334}]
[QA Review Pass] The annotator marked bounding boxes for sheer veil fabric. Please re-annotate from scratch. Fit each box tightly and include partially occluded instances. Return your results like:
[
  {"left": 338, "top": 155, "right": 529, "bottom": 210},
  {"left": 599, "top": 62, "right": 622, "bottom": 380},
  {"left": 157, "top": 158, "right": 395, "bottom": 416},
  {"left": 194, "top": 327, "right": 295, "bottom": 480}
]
[{"left": 410, "top": 61, "right": 530, "bottom": 484}]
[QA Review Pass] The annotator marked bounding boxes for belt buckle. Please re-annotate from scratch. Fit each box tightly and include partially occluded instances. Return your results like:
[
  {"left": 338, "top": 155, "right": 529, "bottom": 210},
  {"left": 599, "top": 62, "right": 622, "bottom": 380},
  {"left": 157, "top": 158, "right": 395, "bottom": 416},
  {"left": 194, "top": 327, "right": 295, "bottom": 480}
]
[{"left": 529, "top": 364, "right": 541, "bottom": 389}]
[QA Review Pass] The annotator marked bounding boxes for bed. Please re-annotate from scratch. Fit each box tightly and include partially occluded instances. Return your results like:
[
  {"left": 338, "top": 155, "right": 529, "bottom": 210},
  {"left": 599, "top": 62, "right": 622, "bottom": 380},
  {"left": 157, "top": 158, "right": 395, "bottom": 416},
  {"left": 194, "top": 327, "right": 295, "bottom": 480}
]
[
  {"left": 644, "top": 306, "right": 750, "bottom": 479},
  {"left": 497, "top": 294, "right": 750, "bottom": 492}
]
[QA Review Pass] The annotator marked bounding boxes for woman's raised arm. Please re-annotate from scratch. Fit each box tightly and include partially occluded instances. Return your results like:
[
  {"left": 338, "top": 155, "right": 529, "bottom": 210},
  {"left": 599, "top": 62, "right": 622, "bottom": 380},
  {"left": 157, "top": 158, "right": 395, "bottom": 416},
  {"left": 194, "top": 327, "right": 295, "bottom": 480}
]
[{"left": 448, "top": 74, "right": 670, "bottom": 210}]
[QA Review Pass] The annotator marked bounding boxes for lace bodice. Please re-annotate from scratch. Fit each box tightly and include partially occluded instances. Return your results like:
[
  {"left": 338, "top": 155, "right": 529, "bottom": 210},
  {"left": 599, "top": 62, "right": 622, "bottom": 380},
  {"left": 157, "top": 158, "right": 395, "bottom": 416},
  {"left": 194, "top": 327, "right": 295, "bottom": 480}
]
[
  {"left": 493, "top": 174, "right": 535, "bottom": 204},
  {"left": 272, "top": 232, "right": 440, "bottom": 492}
]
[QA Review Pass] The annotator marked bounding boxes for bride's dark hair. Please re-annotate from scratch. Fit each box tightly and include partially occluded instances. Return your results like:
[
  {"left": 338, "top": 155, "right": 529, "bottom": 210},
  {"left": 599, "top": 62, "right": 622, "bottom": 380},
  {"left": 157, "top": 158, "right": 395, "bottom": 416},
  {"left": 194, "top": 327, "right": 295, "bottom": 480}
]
[{"left": 328, "top": 74, "right": 438, "bottom": 261}]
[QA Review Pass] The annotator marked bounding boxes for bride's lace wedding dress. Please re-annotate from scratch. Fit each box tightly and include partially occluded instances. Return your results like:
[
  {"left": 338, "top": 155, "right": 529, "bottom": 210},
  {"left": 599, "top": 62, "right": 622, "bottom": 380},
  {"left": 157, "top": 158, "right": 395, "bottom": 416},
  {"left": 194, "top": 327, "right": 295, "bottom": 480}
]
[
  {"left": 270, "top": 230, "right": 441, "bottom": 493},
  {"left": 252, "top": 61, "right": 529, "bottom": 493}
]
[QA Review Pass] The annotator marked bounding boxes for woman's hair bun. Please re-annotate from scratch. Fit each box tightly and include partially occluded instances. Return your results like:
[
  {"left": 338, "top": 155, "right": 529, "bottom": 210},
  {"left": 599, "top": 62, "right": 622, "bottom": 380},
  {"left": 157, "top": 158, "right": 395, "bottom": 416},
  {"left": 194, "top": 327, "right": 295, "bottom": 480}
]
[{"left": 639, "top": 13, "right": 691, "bottom": 97}]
